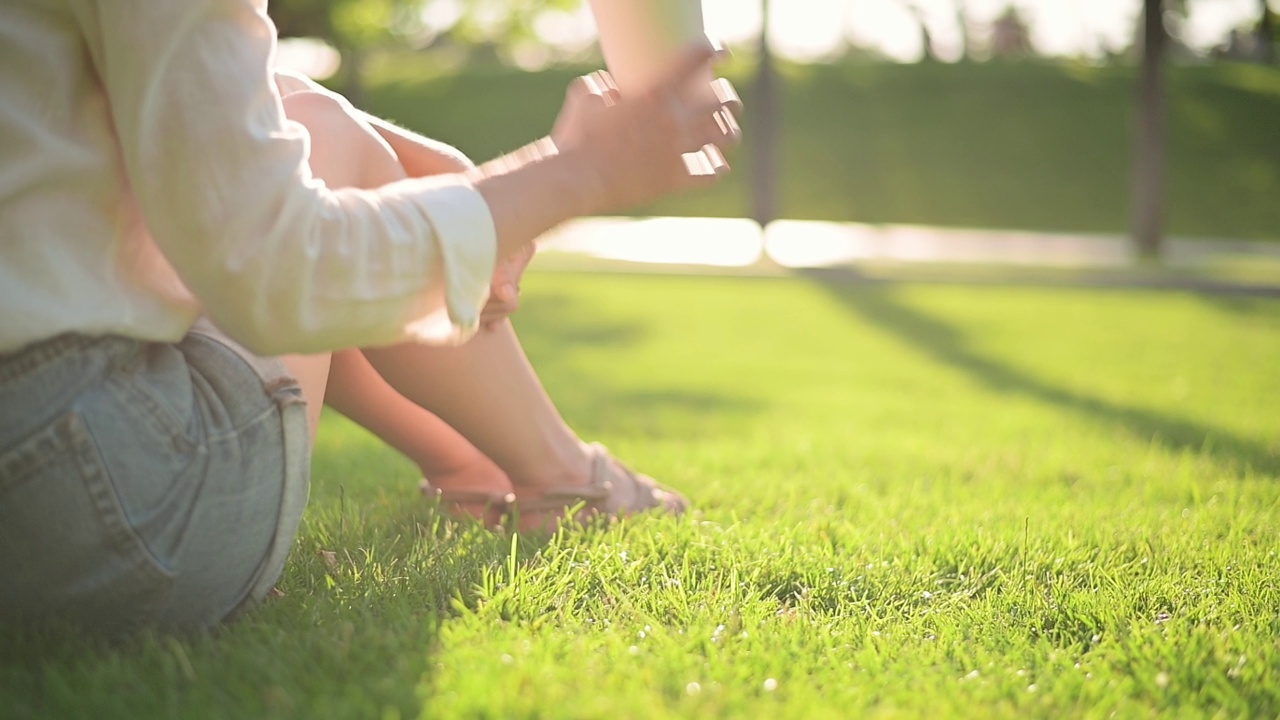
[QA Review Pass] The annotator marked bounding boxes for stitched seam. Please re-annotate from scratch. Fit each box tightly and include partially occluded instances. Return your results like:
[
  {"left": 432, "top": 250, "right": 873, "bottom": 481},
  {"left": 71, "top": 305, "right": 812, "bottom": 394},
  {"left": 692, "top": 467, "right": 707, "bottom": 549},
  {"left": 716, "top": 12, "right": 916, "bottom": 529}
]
[
  {"left": 219, "top": 399, "right": 310, "bottom": 623},
  {"left": 63, "top": 412, "right": 177, "bottom": 581},
  {"left": 104, "top": 369, "right": 196, "bottom": 455},
  {"left": 0, "top": 422, "right": 63, "bottom": 492},
  {"left": 0, "top": 335, "right": 122, "bottom": 385}
]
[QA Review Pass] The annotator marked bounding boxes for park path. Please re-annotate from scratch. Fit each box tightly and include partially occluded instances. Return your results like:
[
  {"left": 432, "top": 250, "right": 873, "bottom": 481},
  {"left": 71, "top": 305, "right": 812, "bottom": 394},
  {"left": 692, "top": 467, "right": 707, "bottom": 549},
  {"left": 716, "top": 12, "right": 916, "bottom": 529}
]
[{"left": 535, "top": 216, "right": 1280, "bottom": 293}]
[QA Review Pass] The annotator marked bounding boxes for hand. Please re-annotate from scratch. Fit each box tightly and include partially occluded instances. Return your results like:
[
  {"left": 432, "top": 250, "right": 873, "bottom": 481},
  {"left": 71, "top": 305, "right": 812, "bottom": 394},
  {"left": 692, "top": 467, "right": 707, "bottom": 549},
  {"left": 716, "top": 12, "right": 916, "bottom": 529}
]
[
  {"left": 479, "top": 241, "right": 536, "bottom": 330},
  {"left": 549, "top": 44, "right": 743, "bottom": 215}
]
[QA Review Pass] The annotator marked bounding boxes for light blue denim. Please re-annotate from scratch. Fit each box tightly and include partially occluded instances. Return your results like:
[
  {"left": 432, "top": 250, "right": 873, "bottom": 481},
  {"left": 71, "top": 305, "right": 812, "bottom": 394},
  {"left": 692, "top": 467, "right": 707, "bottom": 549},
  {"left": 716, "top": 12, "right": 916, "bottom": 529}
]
[{"left": 0, "top": 320, "right": 310, "bottom": 634}]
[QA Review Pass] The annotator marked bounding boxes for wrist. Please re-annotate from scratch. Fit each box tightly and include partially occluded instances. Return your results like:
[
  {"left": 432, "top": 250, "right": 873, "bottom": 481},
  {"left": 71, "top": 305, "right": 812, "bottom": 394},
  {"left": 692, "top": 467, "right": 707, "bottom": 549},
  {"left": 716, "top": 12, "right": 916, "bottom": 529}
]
[
  {"left": 539, "top": 144, "right": 603, "bottom": 219},
  {"left": 469, "top": 138, "right": 599, "bottom": 259}
]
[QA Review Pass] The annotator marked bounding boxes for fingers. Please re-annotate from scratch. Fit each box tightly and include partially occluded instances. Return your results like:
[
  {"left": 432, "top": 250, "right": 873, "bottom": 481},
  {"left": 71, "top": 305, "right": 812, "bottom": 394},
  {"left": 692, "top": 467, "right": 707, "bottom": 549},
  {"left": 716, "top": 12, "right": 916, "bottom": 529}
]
[
  {"left": 681, "top": 145, "right": 731, "bottom": 180},
  {"left": 563, "top": 74, "right": 592, "bottom": 103},
  {"left": 711, "top": 78, "right": 743, "bottom": 115},
  {"left": 648, "top": 78, "right": 744, "bottom": 185},
  {"left": 480, "top": 284, "right": 519, "bottom": 330},
  {"left": 496, "top": 281, "right": 519, "bottom": 304},
  {"left": 648, "top": 68, "right": 739, "bottom": 147},
  {"left": 702, "top": 144, "right": 730, "bottom": 174},
  {"left": 583, "top": 70, "right": 620, "bottom": 98},
  {"left": 569, "top": 71, "right": 622, "bottom": 108},
  {"left": 481, "top": 242, "right": 534, "bottom": 329},
  {"left": 708, "top": 107, "right": 741, "bottom": 149},
  {"left": 687, "top": 79, "right": 741, "bottom": 120},
  {"left": 554, "top": 49, "right": 743, "bottom": 211},
  {"left": 570, "top": 63, "right": 741, "bottom": 154},
  {"left": 671, "top": 92, "right": 742, "bottom": 155}
]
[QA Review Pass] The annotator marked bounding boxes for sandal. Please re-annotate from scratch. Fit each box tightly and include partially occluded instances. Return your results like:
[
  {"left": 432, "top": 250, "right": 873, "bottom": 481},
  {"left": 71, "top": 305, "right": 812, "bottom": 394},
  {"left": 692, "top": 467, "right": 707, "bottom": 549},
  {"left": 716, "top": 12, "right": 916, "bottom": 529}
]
[
  {"left": 419, "top": 478, "right": 515, "bottom": 528},
  {"left": 510, "top": 443, "right": 689, "bottom": 529}
]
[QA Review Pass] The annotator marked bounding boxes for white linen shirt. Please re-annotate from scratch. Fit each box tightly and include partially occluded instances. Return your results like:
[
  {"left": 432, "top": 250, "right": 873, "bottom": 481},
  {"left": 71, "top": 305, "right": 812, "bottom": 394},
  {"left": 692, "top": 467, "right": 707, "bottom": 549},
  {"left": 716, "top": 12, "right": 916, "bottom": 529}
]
[{"left": 0, "top": 0, "right": 497, "bottom": 356}]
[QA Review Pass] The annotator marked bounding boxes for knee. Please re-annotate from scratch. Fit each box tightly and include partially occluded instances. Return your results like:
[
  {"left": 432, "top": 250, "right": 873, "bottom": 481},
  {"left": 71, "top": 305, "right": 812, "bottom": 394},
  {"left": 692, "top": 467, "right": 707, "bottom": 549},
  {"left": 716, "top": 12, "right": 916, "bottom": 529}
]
[
  {"left": 281, "top": 90, "right": 360, "bottom": 142},
  {"left": 282, "top": 91, "right": 403, "bottom": 188}
]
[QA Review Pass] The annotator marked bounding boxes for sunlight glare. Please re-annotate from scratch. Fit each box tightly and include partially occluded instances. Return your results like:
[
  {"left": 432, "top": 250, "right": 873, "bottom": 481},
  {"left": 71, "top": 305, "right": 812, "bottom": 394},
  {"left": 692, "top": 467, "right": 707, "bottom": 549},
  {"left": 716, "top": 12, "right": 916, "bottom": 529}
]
[
  {"left": 697, "top": 0, "right": 1262, "bottom": 61},
  {"left": 540, "top": 217, "right": 764, "bottom": 267}
]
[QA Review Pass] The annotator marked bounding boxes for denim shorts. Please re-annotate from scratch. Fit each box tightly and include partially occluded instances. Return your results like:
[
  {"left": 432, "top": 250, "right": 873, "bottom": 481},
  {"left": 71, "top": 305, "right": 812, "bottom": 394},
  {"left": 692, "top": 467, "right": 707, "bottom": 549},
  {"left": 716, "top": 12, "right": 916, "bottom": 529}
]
[{"left": 0, "top": 320, "right": 310, "bottom": 634}]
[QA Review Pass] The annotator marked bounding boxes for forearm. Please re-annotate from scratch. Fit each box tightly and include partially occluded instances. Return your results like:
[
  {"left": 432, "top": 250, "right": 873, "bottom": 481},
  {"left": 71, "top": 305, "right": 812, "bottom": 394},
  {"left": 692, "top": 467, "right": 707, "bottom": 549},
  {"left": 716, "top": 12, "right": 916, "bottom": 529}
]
[
  {"left": 369, "top": 116, "right": 587, "bottom": 262},
  {"left": 359, "top": 108, "right": 580, "bottom": 259},
  {"left": 275, "top": 70, "right": 589, "bottom": 256},
  {"left": 466, "top": 140, "right": 593, "bottom": 261},
  {"left": 364, "top": 115, "right": 587, "bottom": 258}
]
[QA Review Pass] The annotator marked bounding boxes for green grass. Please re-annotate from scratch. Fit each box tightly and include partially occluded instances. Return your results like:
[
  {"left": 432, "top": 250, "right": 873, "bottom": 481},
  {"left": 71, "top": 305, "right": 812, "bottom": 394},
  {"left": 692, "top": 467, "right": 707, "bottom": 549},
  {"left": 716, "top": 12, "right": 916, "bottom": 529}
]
[
  {"left": 4, "top": 273, "right": 1278, "bottom": 718},
  {"left": 362, "top": 57, "right": 1280, "bottom": 239}
]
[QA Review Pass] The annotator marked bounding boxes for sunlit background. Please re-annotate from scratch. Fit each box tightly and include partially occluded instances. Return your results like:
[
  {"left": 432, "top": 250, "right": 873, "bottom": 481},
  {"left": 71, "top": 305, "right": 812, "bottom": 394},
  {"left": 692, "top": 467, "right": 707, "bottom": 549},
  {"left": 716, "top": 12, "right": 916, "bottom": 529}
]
[
  {"left": 279, "top": 0, "right": 1268, "bottom": 77},
  {"left": 273, "top": 0, "right": 1279, "bottom": 269},
  {"left": 725, "top": 0, "right": 1258, "bottom": 61}
]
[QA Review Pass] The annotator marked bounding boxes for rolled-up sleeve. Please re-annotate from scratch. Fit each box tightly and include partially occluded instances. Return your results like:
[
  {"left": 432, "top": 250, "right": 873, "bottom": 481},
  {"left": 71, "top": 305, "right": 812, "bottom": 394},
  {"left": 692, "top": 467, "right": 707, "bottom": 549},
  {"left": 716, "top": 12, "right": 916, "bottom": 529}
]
[{"left": 70, "top": 0, "right": 495, "bottom": 355}]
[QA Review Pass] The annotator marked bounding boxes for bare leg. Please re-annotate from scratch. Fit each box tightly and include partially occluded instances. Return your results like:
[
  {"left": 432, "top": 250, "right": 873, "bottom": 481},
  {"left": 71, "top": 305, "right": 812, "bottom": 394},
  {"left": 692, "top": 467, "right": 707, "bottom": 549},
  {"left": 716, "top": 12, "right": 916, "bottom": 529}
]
[
  {"left": 281, "top": 353, "right": 333, "bottom": 443},
  {"left": 361, "top": 322, "right": 593, "bottom": 494},
  {"left": 278, "top": 89, "right": 594, "bottom": 494},
  {"left": 271, "top": 88, "right": 395, "bottom": 443},
  {"left": 325, "top": 349, "right": 512, "bottom": 522},
  {"left": 362, "top": 328, "right": 686, "bottom": 528},
  {"left": 280, "top": 88, "right": 682, "bottom": 528},
  {"left": 274, "top": 90, "right": 516, "bottom": 511}
]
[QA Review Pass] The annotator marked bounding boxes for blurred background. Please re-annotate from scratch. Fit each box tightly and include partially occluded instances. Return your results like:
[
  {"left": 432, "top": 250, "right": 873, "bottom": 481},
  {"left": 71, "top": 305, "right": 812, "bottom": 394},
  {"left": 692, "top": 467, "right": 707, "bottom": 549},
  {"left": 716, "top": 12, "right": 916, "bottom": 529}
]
[{"left": 268, "top": 0, "right": 1279, "bottom": 264}]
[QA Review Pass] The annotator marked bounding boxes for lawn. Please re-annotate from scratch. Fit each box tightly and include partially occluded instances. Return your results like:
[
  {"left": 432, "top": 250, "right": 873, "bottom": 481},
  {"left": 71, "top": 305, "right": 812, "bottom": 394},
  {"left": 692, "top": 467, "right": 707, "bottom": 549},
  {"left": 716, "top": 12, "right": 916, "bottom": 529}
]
[
  {"left": 362, "top": 57, "right": 1280, "bottom": 240},
  {"left": 4, "top": 273, "right": 1278, "bottom": 718}
]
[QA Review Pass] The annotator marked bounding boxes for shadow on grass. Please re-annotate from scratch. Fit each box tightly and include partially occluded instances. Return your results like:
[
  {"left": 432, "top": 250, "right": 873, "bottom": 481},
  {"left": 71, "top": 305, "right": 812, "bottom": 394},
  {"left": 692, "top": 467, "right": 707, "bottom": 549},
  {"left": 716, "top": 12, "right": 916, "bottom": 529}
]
[
  {"left": 513, "top": 292, "right": 649, "bottom": 350},
  {"left": 513, "top": 292, "right": 765, "bottom": 439},
  {"left": 0, "top": 508, "right": 525, "bottom": 718},
  {"left": 1196, "top": 293, "right": 1280, "bottom": 326},
  {"left": 3, "top": 289, "right": 744, "bottom": 716},
  {"left": 0, "top": 610, "right": 448, "bottom": 719},
  {"left": 803, "top": 270, "right": 1280, "bottom": 479}
]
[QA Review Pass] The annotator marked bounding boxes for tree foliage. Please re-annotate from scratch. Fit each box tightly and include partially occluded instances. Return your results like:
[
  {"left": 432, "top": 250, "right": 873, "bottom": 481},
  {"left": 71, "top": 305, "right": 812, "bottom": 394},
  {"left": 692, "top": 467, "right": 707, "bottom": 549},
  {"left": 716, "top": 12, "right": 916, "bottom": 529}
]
[
  {"left": 269, "top": 0, "right": 584, "bottom": 52},
  {"left": 268, "top": 0, "right": 588, "bottom": 96},
  {"left": 272, "top": 0, "right": 397, "bottom": 48}
]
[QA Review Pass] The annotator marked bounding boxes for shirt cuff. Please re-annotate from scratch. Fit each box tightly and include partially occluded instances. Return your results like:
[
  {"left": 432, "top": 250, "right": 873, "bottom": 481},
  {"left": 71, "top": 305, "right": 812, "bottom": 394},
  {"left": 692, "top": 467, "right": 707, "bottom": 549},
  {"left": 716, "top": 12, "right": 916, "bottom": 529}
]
[{"left": 400, "top": 175, "right": 498, "bottom": 345}]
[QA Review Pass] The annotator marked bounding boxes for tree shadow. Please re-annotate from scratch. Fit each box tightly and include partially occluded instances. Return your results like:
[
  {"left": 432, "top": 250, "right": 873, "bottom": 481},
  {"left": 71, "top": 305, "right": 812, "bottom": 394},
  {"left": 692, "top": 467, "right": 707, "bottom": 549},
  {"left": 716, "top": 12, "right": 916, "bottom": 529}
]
[
  {"left": 512, "top": 291, "right": 765, "bottom": 440},
  {"left": 802, "top": 269, "right": 1279, "bottom": 479},
  {"left": 1196, "top": 293, "right": 1280, "bottom": 326},
  {"left": 513, "top": 292, "right": 650, "bottom": 351},
  {"left": 567, "top": 388, "right": 763, "bottom": 440},
  {"left": 0, "top": 491, "right": 580, "bottom": 718},
  {"left": 0, "top": 613, "right": 444, "bottom": 717}
]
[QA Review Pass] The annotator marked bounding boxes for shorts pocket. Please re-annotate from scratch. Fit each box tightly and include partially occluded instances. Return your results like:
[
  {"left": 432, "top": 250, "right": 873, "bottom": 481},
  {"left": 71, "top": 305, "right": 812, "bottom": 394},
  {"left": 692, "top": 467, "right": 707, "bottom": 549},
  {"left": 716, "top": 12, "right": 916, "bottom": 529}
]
[
  {"left": 106, "top": 343, "right": 198, "bottom": 455},
  {"left": 0, "top": 411, "right": 176, "bottom": 634}
]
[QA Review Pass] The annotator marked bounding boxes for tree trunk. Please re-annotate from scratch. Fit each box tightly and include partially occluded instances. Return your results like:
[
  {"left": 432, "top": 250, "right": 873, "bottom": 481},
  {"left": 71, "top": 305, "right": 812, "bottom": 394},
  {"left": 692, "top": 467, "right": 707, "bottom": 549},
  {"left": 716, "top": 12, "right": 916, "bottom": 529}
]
[
  {"left": 955, "top": 0, "right": 970, "bottom": 61},
  {"left": 907, "top": 3, "right": 936, "bottom": 62},
  {"left": 1260, "top": 0, "right": 1275, "bottom": 64},
  {"left": 751, "top": 0, "right": 778, "bottom": 226},
  {"left": 337, "top": 46, "right": 366, "bottom": 107},
  {"left": 1132, "top": 0, "right": 1168, "bottom": 261}
]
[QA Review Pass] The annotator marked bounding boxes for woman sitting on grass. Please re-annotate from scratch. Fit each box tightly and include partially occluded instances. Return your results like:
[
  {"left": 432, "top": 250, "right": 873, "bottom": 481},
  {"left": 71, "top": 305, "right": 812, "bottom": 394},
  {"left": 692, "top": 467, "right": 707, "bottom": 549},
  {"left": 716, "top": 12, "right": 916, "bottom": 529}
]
[
  {"left": 0, "top": 0, "right": 740, "bottom": 634},
  {"left": 269, "top": 68, "right": 692, "bottom": 533}
]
